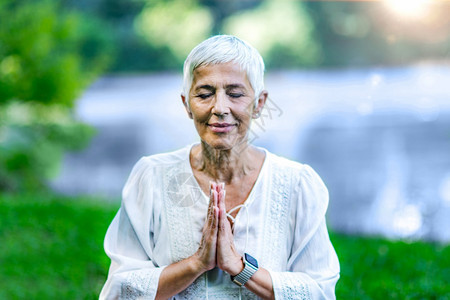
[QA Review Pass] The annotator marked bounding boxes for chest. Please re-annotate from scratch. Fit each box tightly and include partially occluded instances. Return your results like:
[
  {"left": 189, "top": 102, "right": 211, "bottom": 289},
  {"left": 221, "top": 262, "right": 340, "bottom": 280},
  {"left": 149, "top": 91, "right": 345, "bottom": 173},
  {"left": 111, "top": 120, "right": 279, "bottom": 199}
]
[
  {"left": 157, "top": 163, "right": 295, "bottom": 270},
  {"left": 194, "top": 171, "right": 259, "bottom": 218}
]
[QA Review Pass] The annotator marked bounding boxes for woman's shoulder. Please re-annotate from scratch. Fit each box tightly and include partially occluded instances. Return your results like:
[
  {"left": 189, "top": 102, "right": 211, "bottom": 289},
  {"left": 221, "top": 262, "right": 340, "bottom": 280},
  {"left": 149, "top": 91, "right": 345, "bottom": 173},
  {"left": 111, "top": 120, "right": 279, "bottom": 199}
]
[
  {"left": 122, "top": 146, "right": 191, "bottom": 200},
  {"left": 264, "top": 149, "right": 329, "bottom": 208},
  {"left": 265, "top": 149, "right": 315, "bottom": 175},
  {"left": 265, "top": 149, "right": 326, "bottom": 189},
  {"left": 135, "top": 145, "right": 190, "bottom": 168},
  {"left": 126, "top": 145, "right": 191, "bottom": 181}
]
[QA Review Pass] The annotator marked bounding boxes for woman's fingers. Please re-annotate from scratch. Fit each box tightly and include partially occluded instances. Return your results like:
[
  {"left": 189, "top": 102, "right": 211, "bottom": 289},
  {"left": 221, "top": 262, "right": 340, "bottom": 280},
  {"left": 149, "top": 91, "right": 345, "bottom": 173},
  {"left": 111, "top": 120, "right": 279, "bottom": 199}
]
[
  {"left": 198, "top": 180, "right": 241, "bottom": 274},
  {"left": 210, "top": 189, "right": 219, "bottom": 231},
  {"left": 208, "top": 181, "right": 223, "bottom": 226},
  {"left": 217, "top": 186, "right": 233, "bottom": 247},
  {"left": 195, "top": 183, "right": 220, "bottom": 272},
  {"left": 215, "top": 183, "right": 243, "bottom": 275},
  {"left": 206, "top": 182, "right": 217, "bottom": 225},
  {"left": 217, "top": 188, "right": 229, "bottom": 235},
  {"left": 216, "top": 182, "right": 224, "bottom": 195}
]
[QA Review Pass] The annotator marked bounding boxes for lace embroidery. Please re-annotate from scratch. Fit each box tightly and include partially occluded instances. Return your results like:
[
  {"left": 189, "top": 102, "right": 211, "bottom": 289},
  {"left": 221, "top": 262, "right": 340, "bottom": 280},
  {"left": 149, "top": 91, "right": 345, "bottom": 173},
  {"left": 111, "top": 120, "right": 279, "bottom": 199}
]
[
  {"left": 275, "top": 272, "right": 312, "bottom": 300},
  {"left": 261, "top": 160, "right": 292, "bottom": 270},
  {"left": 163, "top": 163, "right": 198, "bottom": 262},
  {"left": 121, "top": 269, "right": 160, "bottom": 299},
  {"left": 177, "top": 275, "right": 206, "bottom": 299},
  {"left": 162, "top": 163, "right": 206, "bottom": 298},
  {"left": 240, "top": 288, "right": 259, "bottom": 299}
]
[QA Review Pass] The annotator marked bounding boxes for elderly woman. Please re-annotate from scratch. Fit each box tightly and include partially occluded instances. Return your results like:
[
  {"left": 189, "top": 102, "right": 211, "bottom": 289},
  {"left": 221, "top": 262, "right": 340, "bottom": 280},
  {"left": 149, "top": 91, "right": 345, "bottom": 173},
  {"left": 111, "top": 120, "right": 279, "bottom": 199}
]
[{"left": 100, "top": 35, "right": 339, "bottom": 299}]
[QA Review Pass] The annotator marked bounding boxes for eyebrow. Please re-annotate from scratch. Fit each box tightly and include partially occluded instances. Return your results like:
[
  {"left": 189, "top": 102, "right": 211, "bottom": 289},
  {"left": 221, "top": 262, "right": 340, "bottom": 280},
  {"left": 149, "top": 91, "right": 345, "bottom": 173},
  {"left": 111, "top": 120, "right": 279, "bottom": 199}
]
[
  {"left": 194, "top": 84, "right": 246, "bottom": 91},
  {"left": 226, "top": 84, "right": 246, "bottom": 89},
  {"left": 194, "top": 85, "right": 215, "bottom": 92}
]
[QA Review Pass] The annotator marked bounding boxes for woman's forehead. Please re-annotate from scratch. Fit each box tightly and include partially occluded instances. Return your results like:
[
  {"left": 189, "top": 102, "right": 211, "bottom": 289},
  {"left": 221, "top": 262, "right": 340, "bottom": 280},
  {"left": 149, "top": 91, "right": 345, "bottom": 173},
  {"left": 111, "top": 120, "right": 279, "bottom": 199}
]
[{"left": 191, "top": 62, "right": 250, "bottom": 88}]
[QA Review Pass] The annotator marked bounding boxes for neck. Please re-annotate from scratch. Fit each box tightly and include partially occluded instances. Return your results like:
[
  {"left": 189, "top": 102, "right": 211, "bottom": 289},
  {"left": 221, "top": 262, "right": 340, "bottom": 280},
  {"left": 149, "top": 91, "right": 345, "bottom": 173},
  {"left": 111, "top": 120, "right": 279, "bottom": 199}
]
[{"left": 192, "top": 141, "right": 255, "bottom": 183}]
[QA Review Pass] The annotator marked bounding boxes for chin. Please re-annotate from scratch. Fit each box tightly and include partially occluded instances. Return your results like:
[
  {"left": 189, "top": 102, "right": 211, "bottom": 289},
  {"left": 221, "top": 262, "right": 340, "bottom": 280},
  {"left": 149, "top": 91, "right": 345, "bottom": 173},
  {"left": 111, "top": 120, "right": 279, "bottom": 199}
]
[
  {"left": 206, "top": 141, "right": 232, "bottom": 151},
  {"left": 202, "top": 137, "right": 235, "bottom": 151}
]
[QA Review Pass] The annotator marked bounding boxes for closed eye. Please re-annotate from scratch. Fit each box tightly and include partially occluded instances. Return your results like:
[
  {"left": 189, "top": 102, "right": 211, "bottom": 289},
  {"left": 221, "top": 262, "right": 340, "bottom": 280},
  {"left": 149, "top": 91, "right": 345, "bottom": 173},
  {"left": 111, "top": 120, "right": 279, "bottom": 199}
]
[
  {"left": 196, "top": 93, "right": 213, "bottom": 99},
  {"left": 228, "top": 93, "right": 244, "bottom": 98}
]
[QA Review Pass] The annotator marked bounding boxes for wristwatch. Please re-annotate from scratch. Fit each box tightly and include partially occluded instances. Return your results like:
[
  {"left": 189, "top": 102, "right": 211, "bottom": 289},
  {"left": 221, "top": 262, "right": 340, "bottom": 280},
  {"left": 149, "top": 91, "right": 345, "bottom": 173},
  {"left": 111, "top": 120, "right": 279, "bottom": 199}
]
[{"left": 231, "top": 253, "right": 259, "bottom": 286}]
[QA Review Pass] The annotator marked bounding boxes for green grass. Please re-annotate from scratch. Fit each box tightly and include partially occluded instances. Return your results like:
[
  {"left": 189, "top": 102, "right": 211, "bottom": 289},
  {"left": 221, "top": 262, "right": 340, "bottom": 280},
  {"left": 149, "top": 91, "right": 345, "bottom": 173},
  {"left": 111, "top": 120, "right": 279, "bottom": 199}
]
[
  {"left": 331, "top": 233, "right": 450, "bottom": 299},
  {"left": 0, "top": 193, "right": 119, "bottom": 299},
  {"left": 0, "top": 193, "right": 449, "bottom": 299}
]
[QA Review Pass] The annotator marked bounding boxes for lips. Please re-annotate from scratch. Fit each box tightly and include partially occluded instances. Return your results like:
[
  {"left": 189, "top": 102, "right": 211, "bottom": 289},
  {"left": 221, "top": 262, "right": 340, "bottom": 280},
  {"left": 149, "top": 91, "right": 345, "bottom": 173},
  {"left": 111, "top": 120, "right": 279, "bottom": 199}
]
[
  {"left": 207, "top": 122, "right": 236, "bottom": 133},
  {"left": 209, "top": 123, "right": 233, "bottom": 127}
]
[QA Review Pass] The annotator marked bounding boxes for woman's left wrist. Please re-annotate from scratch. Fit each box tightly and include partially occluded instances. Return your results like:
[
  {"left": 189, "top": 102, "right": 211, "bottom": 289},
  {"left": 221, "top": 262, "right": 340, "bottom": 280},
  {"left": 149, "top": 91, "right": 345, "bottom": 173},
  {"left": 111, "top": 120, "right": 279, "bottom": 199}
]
[{"left": 228, "top": 255, "right": 245, "bottom": 276}]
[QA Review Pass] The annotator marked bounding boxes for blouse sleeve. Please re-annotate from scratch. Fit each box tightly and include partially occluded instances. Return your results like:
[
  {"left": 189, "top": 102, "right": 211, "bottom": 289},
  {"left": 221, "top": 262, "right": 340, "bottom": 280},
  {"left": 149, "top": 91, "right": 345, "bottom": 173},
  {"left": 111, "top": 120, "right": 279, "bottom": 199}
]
[
  {"left": 99, "top": 158, "right": 166, "bottom": 300},
  {"left": 268, "top": 165, "right": 340, "bottom": 300}
]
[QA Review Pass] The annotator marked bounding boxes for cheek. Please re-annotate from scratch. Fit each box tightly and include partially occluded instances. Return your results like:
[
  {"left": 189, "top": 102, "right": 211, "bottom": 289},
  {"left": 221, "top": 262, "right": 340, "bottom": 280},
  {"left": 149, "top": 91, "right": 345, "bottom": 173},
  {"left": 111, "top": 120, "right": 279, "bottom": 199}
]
[
  {"left": 192, "top": 117, "right": 208, "bottom": 133},
  {"left": 234, "top": 105, "right": 254, "bottom": 125},
  {"left": 190, "top": 104, "right": 210, "bottom": 123}
]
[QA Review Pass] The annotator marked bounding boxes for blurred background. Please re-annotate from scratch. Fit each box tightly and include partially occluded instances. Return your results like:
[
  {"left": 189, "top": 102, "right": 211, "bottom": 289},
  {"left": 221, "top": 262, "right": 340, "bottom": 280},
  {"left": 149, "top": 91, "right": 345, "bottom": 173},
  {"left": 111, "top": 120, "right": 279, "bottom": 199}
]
[{"left": 1, "top": 0, "right": 449, "bottom": 298}]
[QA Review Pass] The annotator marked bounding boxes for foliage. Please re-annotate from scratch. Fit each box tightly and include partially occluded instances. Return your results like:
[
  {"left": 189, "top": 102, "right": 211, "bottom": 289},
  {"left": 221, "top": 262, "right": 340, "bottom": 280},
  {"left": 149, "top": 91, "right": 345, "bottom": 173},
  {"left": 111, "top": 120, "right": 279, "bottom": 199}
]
[
  {"left": 222, "top": 0, "right": 321, "bottom": 68},
  {"left": 66, "top": 0, "right": 321, "bottom": 71},
  {"left": 0, "top": 0, "right": 113, "bottom": 107},
  {"left": 0, "top": 0, "right": 114, "bottom": 192},
  {"left": 0, "top": 102, "right": 95, "bottom": 191},
  {"left": 134, "top": 0, "right": 320, "bottom": 69},
  {"left": 0, "top": 193, "right": 449, "bottom": 299},
  {"left": 135, "top": 0, "right": 213, "bottom": 65},
  {"left": 61, "top": 0, "right": 175, "bottom": 72},
  {"left": 67, "top": 0, "right": 450, "bottom": 71}
]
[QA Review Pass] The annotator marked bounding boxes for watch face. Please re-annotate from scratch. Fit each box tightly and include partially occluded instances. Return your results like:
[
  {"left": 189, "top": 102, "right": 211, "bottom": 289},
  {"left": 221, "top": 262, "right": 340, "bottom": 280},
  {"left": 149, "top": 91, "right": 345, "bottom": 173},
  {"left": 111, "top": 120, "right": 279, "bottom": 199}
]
[{"left": 245, "top": 253, "right": 258, "bottom": 268}]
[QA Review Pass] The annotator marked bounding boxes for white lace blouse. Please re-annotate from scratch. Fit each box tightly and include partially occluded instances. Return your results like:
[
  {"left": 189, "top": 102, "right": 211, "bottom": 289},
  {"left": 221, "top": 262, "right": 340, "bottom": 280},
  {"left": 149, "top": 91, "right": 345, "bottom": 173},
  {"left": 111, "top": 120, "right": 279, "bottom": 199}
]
[{"left": 100, "top": 144, "right": 340, "bottom": 299}]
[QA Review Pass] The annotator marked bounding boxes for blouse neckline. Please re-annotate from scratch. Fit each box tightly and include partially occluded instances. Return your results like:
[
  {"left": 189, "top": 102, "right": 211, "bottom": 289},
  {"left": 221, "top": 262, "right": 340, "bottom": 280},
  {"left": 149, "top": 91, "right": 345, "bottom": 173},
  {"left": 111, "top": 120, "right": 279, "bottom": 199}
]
[{"left": 185, "top": 143, "right": 269, "bottom": 213}]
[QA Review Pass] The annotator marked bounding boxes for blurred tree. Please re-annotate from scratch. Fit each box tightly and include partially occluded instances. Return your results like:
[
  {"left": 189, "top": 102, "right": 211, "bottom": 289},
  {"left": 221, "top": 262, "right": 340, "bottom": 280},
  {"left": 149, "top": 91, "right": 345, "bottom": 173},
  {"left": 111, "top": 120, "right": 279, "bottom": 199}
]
[
  {"left": 0, "top": 0, "right": 114, "bottom": 192},
  {"left": 303, "top": 2, "right": 387, "bottom": 67},
  {"left": 62, "top": 0, "right": 175, "bottom": 72},
  {"left": 134, "top": 0, "right": 321, "bottom": 69},
  {"left": 222, "top": 0, "right": 321, "bottom": 68},
  {"left": 60, "top": 0, "right": 450, "bottom": 71},
  {"left": 199, "top": 0, "right": 262, "bottom": 35},
  {"left": 303, "top": 1, "right": 450, "bottom": 67},
  {"left": 135, "top": 0, "right": 213, "bottom": 66}
]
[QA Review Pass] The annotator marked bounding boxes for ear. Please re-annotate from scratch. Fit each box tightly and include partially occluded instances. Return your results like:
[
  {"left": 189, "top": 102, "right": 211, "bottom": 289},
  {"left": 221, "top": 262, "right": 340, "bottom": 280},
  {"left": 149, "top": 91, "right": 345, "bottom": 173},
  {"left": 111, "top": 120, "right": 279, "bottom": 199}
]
[
  {"left": 181, "top": 94, "right": 193, "bottom": 119},
  {"left": 252, "top": 90, "right": 268, "bottom": 119}
]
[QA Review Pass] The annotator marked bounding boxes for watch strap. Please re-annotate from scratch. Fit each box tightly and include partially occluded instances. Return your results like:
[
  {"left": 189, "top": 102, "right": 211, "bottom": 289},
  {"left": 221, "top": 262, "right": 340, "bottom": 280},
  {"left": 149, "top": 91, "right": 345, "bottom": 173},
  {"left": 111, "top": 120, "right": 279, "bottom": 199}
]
[{"left": 231, "top": 254, "right": 259, "bottom": 286}]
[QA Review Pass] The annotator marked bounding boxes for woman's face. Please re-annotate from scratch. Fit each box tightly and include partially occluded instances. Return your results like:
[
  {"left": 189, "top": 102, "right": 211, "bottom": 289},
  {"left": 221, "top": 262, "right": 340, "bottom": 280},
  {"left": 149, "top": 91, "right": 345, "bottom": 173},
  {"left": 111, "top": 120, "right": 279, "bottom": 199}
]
[{"left": 182, "top": 62, "right": 266, "bottom": 151}]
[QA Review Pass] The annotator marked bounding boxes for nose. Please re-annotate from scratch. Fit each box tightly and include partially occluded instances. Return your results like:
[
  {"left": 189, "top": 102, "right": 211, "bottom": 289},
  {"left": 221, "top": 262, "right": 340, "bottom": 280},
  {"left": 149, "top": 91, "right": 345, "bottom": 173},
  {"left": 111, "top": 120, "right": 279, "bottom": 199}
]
[{"left": 211, "top": 91, "right": 230, "bottom": 116}]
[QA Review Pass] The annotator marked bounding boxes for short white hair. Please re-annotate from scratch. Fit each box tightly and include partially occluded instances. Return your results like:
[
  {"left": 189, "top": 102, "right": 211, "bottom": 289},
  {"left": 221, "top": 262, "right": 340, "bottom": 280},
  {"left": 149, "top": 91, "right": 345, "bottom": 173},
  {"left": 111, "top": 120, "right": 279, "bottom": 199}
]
[{"left": 182, "top": 35, "right": 265, "bottom": 104}]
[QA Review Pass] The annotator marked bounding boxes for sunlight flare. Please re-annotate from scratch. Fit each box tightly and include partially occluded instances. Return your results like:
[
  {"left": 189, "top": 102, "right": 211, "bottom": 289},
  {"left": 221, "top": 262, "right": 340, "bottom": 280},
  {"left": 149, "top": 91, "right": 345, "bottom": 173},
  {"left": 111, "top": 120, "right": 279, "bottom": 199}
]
[{"left": 384, "top": 0, "right": 432, "bottom": 18}]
